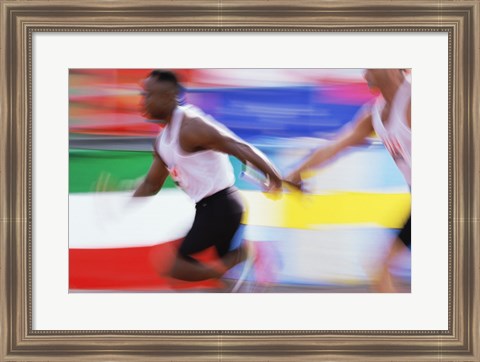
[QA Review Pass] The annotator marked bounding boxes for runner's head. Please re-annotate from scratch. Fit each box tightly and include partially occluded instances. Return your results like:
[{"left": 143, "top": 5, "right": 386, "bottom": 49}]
[
  {"left": 141, "top": 70, "right": 181, "bottom": 122},
  {"left": 363, "top": 69, "right": 406, "bottom": 93}
]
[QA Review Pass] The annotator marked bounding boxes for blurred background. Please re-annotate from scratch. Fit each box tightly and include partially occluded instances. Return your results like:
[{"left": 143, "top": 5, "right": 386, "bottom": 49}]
[{"left": 69, "top": 69, "right": 411, "bottom": 292}]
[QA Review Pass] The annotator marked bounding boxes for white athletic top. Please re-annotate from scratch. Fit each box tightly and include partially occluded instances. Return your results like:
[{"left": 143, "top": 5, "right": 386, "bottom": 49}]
[
  {"left": 371, "top": 79, "right": 411, "bottom": 186},
  {"left": 155, "top": 105, "right": 235, "bottom": 202}
]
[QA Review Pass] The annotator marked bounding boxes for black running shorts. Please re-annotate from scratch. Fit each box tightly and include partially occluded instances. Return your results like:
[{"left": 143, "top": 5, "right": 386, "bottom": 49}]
[
  {"left": 178, "top": 187, "right": 244, "bottom": 259},
  {"left": 398, "top": 214, "right": 411, "bottom": 249}
]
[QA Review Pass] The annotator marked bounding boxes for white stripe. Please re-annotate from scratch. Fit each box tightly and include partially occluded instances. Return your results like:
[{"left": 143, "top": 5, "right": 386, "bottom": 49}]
[{"left": 69, "top": 190, "right": 194, "bottom": 249}]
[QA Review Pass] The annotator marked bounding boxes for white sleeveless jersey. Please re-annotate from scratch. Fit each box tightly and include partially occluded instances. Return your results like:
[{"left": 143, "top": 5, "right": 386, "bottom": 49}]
[
  {"left": 371, "top": 80, "right": 411, "bottom": 186},
  {"left": 155, "top": 106, "right": 235, "bottom": 202}
]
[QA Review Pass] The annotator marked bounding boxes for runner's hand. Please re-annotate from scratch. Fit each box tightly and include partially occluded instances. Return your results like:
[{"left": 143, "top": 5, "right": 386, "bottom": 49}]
[
  {"left": 265, "top": 173, "right": 283, "bottom": 192},
  {"left": 284, "top": 170, "right": 303, "bottom": 190},
  {"left": 282, "top": 179, "right": 303, "bottom": 192}
]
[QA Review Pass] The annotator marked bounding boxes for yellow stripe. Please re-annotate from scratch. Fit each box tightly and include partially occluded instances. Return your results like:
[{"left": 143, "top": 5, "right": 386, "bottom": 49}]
[{"left": 240, "top": 190, "right": 410, "bottom": 229}]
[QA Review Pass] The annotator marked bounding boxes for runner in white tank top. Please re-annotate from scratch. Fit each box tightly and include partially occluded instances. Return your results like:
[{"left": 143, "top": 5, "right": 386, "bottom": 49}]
[
  {"left": 371, "top": 79, "right": 411, "bottom": 187},
  {"left": 285, "top": 69, "right": 411, "bottom": 292},
  {"left": 133, "top": 70, "right": 282, "bottom": 286},
  {"left": 155, "top": 105, "right": 235, "bottom": 203}
]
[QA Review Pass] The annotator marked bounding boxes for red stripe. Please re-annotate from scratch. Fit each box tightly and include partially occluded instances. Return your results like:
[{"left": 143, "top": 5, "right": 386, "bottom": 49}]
[
  {"left": 70, "top": 121, "right": 161, "bottom": 136},
  {"left": 69, "top": 239, "right": 224, "bottom": 291}
]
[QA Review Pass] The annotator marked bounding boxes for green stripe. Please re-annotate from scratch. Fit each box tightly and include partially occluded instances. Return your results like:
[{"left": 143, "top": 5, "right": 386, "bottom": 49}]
[{"left": 69, "top": 149, "right": 177, "bottom": 193}]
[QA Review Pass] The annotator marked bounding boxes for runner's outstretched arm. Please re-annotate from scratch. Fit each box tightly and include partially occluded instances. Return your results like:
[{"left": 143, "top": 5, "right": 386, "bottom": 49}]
[
  {"left": 286, "top": 112, "right": 374, "bottom": 187},
  {"left": 181, "top": 117, "right": 283, "bottom": 191}
]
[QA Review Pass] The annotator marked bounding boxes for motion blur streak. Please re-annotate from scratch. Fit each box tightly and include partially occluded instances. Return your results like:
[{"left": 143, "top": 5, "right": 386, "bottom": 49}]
[{"left": 69, "top": 69, "right": 410, "bottom": 292}]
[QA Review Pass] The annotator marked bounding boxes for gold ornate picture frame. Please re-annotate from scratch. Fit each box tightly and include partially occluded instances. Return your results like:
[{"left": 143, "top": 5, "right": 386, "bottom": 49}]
[{"left": 1, "top": 1, "right": 478, "bottom": 360}]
